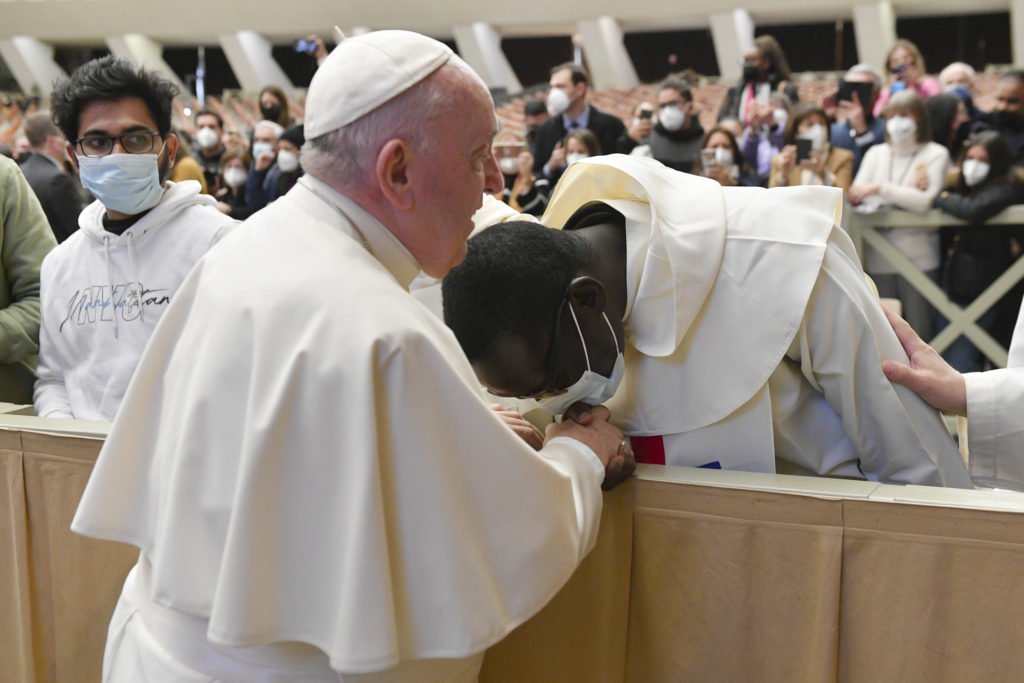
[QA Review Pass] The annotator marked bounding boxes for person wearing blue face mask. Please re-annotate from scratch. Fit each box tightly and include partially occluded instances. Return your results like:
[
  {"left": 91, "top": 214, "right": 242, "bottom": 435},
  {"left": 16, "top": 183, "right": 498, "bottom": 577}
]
[
  {"left": 938, "top": 62, "right": 983, "bottom": 124},
  {"left": 34, "top": 56, "right": 236, "bottom": 421},
  {"left": 245, "top": 119, "right": 285, "bottom": 212},
  {"left": 443, "top": 155, "right": 972, "bottom": 487}
]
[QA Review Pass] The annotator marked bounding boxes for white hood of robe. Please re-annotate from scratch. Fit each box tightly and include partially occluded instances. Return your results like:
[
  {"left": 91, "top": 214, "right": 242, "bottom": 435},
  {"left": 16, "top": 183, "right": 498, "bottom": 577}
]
[{"left": 544, "top": 155, "right": 843, "bottom": 434}]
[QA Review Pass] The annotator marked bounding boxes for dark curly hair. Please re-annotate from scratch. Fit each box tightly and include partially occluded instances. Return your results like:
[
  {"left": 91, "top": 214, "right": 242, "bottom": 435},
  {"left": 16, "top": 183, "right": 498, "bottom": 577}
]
[
  {"left": 50, "top": 56, "right": 178, "bottom": 143},
  {"left": 443, "top": 221, "right": 598, "bottom": 361}
]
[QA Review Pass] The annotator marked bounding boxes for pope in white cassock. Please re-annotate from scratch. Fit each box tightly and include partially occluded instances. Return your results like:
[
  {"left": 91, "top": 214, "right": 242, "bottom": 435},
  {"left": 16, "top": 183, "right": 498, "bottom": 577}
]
[
  {"left": 70, "top": 31, "right": 632, "bottom": 682},
  {"left": 442, "top": 154, "right": 972, "bottom": 487}
]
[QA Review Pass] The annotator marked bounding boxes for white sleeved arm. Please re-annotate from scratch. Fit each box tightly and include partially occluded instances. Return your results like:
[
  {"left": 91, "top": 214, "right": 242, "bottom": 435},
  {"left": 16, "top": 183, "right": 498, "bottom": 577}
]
[
  {"left": 544, "top": 436, "right": 606, "bottom": 561},
  {"left": 33, "top": 294, "right": 73, "bottom": 419},
  {"left": 776, "top": 228, "right": 972, "bottom": 487},
  {"left": 878, "top": 145, "right": 949, "bottom": 213},
  {"left": 964, "top": 369, "right": 1024, "bottom": 488}
]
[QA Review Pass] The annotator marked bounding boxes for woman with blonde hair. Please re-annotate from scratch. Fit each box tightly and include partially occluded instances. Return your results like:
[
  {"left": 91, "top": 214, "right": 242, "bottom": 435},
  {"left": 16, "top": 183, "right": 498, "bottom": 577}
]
[{"left": 873, "top": 39, "right": 941, "bottom": 116}]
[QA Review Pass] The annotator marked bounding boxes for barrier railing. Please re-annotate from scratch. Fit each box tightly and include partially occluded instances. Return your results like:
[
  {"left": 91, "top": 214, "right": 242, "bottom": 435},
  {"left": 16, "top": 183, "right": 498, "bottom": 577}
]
[{"left": 847, "top": 205, "right": 1024, "bottom": 368}]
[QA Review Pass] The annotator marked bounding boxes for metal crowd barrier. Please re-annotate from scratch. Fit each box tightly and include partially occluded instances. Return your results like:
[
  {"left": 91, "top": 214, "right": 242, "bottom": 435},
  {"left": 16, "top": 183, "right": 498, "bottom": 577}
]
[{"left": 846, "top": 205, "right": 1024, "bottom": 368}]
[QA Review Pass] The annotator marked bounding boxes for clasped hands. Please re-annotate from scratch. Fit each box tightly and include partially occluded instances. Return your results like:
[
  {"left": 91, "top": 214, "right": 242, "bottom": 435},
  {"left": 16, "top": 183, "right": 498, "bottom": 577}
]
[{"left": 491, "top": 401, "right": 636, "bottom": 490}]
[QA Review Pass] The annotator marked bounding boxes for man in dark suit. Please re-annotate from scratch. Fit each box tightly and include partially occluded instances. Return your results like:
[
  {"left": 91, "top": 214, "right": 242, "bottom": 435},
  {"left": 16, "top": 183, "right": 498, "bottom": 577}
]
[
  {"left": 19, "top": 112, "right": 83, "bottom": 243},
  {"left": 531, "top": 62, "right": 627, "bottom": 180}
]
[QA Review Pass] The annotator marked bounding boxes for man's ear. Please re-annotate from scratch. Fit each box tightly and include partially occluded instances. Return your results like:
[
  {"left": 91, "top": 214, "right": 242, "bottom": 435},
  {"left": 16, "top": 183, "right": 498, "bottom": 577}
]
[
  {"left": 375, "top": 139, "right": 414, "bottom": 211},
  {"left": 567, "top": 276, "right": 606, "bottom": 313},
  {"left": 65, "top": 141, "right": 79, "bottom": 172},
  {"left": 164, "top": 133, "right": 179, "bottom": 168}
]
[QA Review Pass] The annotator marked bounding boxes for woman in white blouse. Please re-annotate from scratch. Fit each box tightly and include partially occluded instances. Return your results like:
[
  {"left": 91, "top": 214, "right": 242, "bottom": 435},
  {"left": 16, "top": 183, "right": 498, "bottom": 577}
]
[{"left": 849, "top": 89, "right": 951, "bottom": 340}]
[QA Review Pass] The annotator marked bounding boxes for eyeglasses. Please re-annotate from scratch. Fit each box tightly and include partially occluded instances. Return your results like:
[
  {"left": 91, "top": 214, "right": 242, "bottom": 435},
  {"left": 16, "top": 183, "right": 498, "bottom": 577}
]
[{"left": 75, "top": 130, "right": 161, "bottom": 157}]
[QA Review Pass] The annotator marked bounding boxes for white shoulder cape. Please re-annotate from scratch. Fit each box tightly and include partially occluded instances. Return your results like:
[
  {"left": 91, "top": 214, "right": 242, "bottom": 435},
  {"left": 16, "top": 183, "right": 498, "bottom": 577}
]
[
  {"left": 544, "top": 155, "right": 843, "bottom": 433},
  {"left": 71, "top": 186, "right": 603, "bottom": 673}
]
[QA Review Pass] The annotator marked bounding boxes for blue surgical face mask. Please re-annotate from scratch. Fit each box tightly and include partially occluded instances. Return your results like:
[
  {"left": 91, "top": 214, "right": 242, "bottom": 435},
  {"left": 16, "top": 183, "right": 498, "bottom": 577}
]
[
  {"left": 251, "top": 142, "right": 275, "bottom": 160},
  {"left": 536, "top": 304, "right": 625, "bottom": 416},
  {"left": 77, "top": 150, "right": 165, "bottom": 215},
  {"left": 944, "top": 84, "right": 970, "bottom": 101}
]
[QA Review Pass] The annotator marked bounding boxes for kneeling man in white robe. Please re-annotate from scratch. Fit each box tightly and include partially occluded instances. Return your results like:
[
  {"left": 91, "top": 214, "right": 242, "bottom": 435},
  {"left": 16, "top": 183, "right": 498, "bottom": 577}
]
[{"left": 443, "top": 155, "right": 971, "bottom": 487}]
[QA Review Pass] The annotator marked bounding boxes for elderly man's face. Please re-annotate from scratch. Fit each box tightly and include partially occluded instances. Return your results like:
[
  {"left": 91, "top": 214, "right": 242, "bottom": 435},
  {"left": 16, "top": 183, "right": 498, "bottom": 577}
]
[
  {"left": 253, "top": 125, "right": 278, "bottom": 145},
  {"left": 941, "top": 65, "right": 973, "bottom": 91},
  {"left": 405, "top": 70, "right": 503, "bottom": 278}
]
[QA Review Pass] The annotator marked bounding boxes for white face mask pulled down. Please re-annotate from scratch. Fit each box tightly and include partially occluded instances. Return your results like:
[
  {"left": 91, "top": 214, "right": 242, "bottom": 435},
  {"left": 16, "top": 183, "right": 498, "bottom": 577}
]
[{"left": 536, "top": 304, "right": 625, "bottom": 417}]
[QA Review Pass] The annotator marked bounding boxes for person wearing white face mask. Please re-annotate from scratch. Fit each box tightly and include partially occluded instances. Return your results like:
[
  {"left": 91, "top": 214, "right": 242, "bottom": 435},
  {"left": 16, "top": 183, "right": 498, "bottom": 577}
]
[
  {"left": 444, "top": 155, "right": 971, "bottom": 487},
  {"left": 530, "top": 62, "right": 626, "bottom": 180},
  {"left": 620, "top": 78, "right": 706, "bottom": 173},
  {"left": 192, "top": 108, "right": 226, "bottom": 192},
  {"left": 933, "top": 131, "right": 1024, "bottom": 371},
  {"left": 272, "top": 124, "right": 304, "bottom": 199},
  {"left": 770, "top": 103, "right": 854, "bottom": 192},
  {"left": 848, "top": 89, "right": 951, "bottom": 341},
  {"left": 215, "top": 148, "right": 256, "bottom": 220},
  {"left": 493, "top": 134, "right": 551, "bottom": 216},
  {"left": 563, "top": 128, "right": 600, "bottom": 164},
  {"left": 34, "top": 56, "right": 236, "bottom": 421},
  {"left": 697, "top": 126, "right": 762, "bottom": 187}
]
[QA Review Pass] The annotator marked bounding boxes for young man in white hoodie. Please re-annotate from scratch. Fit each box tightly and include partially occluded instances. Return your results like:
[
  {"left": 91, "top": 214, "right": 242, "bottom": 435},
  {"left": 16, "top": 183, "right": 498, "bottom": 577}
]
[{"left": 35, "top": 56, "right": 235, "bottom": 421}]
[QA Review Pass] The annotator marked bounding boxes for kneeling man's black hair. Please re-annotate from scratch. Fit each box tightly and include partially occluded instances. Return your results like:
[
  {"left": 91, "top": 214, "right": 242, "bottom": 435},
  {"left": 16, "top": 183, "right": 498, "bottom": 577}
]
[{"left": 442, "top": 221, "right": 597, "bottom": 361}]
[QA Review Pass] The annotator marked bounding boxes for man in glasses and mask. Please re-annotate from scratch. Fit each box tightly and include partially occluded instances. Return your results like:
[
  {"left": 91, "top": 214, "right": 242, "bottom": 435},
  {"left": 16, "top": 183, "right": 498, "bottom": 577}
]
[
  {"left": 35, "top": 56, "right": 235, "bottom": 420},
  {"left": 443, "top": 154, "right": 972, "bottom": 488}
]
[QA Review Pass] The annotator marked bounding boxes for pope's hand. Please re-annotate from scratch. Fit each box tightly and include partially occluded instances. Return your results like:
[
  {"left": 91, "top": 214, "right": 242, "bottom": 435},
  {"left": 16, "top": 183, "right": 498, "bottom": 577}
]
[
  {"left": 881, "top": 308, "right": 968, "bottom": 415},
  {"left": 548, "top": 403, "right": 635, "bottom": 490}
]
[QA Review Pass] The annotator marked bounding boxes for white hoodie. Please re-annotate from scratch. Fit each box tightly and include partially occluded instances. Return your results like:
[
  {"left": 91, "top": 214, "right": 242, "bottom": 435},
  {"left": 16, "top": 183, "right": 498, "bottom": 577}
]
[{"left": 34, "top": 181, "right": 236, "bottom": 420}]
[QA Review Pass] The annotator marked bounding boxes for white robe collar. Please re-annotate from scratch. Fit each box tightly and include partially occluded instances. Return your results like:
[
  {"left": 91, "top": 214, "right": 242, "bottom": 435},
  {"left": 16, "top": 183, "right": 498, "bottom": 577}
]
[{"left": 294, "top": 175, "right": 421, "bottom": 290}]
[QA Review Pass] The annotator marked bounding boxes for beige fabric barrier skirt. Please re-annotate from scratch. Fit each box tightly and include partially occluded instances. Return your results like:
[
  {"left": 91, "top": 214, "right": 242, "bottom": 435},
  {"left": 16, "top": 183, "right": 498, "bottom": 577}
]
[{"left": 4, "top": 427, "right": 1024, "bottom": 682}]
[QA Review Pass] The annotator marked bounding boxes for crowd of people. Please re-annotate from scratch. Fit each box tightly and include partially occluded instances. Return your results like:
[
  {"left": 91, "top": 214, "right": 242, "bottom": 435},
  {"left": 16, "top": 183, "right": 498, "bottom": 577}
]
[
  {"left": 0, "top": 25, "right": 1019, "bottom": 680},
  {"left": 497, "top": 37, "right": 1024, "bottom": 374}
]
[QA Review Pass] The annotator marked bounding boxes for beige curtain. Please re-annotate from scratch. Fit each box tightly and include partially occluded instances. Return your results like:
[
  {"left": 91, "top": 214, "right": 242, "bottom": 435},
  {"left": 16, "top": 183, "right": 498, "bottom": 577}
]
[
  {"left": 0, "top": 429, "right": 136, "bottom": 683},
  {"left": 624, "top": 482, "right": 843, "bottom": 682},
  {"left": 839, "top": 500, "right": 1024, "bottom": 681},
  {"left": 6, "top": 426, "right": 1024, "bottom": 683}
]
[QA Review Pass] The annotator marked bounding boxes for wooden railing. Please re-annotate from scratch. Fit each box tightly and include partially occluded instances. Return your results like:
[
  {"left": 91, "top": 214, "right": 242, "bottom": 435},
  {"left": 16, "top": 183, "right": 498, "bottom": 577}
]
[{"left": 847, "top": 205, "right": 1024, "bottom": 368}]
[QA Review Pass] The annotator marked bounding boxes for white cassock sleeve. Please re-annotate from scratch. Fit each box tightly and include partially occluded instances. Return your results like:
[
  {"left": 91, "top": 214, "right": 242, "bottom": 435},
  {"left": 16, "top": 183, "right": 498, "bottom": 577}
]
[
  {"left": 964, "top": 368, "right": 1024, "bottom": 488},
  {"left": 771, "top": 228, "right": 971, "bottom": 487},
  {"left": 962, "top": 300, "right": 1024, "bottom": 488}
]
